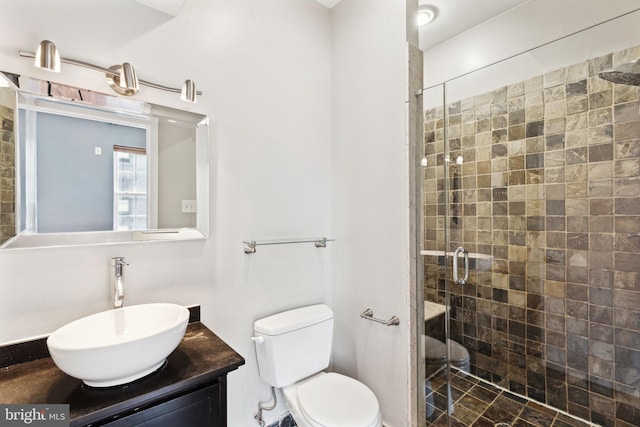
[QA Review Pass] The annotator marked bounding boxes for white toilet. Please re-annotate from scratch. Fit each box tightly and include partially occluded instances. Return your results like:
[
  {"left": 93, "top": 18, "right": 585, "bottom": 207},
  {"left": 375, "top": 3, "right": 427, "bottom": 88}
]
[{"left": 253, "top": 304, "right": 382, "bottom": 427}]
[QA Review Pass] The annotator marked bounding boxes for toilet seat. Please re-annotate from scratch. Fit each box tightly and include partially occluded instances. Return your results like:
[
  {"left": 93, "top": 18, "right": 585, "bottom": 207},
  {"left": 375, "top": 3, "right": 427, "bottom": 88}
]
[{"left": 295, "top": 373, "right": 381, "bottom": 427}]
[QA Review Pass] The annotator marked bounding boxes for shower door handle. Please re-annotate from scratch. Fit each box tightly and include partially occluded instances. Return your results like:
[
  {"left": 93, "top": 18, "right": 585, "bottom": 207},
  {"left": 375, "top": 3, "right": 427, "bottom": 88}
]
[{"left": 452, "top": 246, "right": 469, "bottom": 285}]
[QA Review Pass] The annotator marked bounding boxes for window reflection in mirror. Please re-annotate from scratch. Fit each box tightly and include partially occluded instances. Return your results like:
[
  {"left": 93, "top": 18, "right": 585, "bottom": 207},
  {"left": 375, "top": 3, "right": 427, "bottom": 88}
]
[{"left": 114, "top": 146, "right": 148, "bottom": 231}]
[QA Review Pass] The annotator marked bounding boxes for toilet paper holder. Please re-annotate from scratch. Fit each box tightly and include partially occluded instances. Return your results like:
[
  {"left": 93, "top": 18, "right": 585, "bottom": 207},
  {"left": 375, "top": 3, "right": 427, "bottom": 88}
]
[{"left": 360, "top": 308, "right": 400, "bottom": 326}]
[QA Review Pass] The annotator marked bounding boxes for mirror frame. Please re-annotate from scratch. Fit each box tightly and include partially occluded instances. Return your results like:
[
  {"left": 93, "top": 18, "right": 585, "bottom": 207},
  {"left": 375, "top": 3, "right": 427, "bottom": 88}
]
[{"left": 0, "top": 71, "right": 209, "bottom": 250}]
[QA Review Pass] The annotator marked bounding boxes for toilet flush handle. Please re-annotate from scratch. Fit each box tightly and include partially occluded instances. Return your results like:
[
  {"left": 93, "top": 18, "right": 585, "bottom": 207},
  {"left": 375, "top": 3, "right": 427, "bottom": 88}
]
[{"left": 251, "top": 336, "right": 265, "bottom": 345}]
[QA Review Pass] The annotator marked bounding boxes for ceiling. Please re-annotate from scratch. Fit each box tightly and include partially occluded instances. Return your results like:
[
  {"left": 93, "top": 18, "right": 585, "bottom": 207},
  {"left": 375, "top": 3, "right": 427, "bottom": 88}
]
[
  {"left": 418, "top": 0, "right": 530, "bottom": 50},
  {"left": 135, "top": 0, "right": 185, "bottom": 16},
  {"left": 313, "top": 0, "right": 342, "bottom": 8},
  {"left": 312, "top": 0, "right": 530, "bottom": 51}
]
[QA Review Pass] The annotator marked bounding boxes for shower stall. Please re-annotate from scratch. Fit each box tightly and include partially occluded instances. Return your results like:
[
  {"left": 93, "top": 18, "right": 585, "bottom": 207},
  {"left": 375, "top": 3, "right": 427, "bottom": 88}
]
[{"left": 417, "top": 10, "right": 640, "bottom": 427}]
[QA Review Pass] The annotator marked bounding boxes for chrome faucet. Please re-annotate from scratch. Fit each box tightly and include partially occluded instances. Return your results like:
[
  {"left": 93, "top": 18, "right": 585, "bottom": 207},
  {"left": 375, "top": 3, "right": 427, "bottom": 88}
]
[{"left": 112, "top": 257, "right": 128, "bottom": 308}]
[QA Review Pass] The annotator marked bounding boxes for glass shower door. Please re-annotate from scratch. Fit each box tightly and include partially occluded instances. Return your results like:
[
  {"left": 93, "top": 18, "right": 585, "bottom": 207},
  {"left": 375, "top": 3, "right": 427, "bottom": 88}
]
[
  {"left": 419, "top": 14, "right": 640, "bottom": 426},
  {"left": 420, "top": 83, "right": 457, "bottom": 425}
]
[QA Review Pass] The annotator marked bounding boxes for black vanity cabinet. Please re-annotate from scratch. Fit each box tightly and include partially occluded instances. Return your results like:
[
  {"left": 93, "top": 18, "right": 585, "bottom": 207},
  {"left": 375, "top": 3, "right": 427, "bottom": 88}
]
[
  {"left": 0, "top": 322, "right": 244, "bottom": 427},
  {"left": 101, "top": 380, "right": 223, "bottom": 427}
]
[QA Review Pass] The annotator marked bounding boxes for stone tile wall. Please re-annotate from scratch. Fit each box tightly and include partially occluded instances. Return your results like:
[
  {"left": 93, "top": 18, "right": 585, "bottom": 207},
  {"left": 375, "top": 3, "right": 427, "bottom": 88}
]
[
  {"left": 0, "top": 100, "right": 15, "bottom": 245},
  {"left": 423, "top": 44, "right": 640, "bottom": 427}
]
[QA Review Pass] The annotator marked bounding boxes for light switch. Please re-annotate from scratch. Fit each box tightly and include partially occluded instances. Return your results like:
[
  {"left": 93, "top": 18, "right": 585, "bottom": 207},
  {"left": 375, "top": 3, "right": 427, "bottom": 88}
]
[
  {"left": 181, "top": 200, "right": 196, "bottom": 213},
  {"left": 95, "top": 147, "right": 102, "bottom": 155}
]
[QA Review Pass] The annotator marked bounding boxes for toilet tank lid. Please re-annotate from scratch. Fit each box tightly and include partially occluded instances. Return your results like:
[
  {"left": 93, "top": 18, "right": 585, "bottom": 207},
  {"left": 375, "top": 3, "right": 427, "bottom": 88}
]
[{"left": 254, "top": 304, "right": 333, "bottom": 336}]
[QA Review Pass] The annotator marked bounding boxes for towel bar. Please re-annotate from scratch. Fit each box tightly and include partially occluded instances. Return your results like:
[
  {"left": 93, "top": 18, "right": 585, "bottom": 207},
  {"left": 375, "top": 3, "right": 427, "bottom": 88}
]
[
  {"left": 360, "top": 308, "right": 399, "bottom": 326},
  {"left": 243, "top": 237, "right": 334, "bottom": 254}
]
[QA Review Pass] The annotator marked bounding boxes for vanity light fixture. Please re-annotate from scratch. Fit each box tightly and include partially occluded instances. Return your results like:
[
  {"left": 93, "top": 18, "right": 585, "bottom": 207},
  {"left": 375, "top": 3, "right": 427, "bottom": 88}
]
[
  {"left": 21, "top": 40, "right": 200, "bottom": 103},
  {"left": 181, "top": 79, "right": 196, "bottom": 103},
  {"left": 34, "top": 40, "right": 60, "bottom": 73},
  {"left": 107, "top": 63, "right": 140, "bottom": 96}
]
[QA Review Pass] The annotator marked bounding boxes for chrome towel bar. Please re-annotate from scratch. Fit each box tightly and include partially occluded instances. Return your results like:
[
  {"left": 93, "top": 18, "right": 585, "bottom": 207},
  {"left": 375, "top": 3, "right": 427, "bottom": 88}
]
[
  {"left": 360, "top": 308, "right": 400, "bottom": 326},
  {"left": 243, "top": 237, "right": 334, "bottom": 254}
]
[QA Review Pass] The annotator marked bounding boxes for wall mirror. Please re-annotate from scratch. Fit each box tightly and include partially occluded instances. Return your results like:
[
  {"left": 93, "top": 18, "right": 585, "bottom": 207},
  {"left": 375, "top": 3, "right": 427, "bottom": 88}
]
[{"left": 0, "top": 71, "right": 209, "bottom": 250}]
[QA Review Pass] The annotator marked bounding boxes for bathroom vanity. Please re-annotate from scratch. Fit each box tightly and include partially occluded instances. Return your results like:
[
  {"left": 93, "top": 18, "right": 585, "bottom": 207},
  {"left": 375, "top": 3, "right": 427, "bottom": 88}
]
[{"left": 0, "top": 319, "right": 244, "bottom": 426}]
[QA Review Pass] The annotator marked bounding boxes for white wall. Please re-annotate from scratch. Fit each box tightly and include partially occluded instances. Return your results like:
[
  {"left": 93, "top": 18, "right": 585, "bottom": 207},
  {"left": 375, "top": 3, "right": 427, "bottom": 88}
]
[
  {"left": 331, "top": 1, "right": 412, "bottom": 426},
  {"left": 158, "top": 121, "right": 196, "bottom": 229},
  {"left": 0, "top": 1, "right": 332, "bottom": 425}
]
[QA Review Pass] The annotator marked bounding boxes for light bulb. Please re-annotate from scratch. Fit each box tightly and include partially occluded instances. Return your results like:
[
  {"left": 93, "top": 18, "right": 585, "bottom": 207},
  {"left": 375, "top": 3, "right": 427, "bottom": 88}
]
[{"left": 417, "top": 6, "right": 437, "bottom": 26}]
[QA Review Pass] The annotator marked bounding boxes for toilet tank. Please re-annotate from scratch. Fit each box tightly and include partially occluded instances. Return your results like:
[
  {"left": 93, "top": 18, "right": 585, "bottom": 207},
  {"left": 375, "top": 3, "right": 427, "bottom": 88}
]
[{"left": 253, "top": 304, "right": 333, "bottom": 388}]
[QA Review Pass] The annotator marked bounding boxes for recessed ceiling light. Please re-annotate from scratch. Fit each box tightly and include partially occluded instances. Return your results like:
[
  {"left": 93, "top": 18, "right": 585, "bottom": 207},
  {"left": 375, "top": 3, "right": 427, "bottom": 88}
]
[{"left": 418, "top": 6, "right": 438, "bottom": 26}]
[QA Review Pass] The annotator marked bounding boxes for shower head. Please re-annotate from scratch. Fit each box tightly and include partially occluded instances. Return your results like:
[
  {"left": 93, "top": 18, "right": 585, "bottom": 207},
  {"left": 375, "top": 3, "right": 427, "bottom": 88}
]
[{"left": 598, "top": 58, "right": 640, "bottom": 86}]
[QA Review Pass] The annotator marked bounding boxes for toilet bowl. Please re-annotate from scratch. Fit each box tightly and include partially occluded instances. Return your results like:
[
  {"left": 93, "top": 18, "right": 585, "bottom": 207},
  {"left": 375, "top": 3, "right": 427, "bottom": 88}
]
[
  {"left": 423, "top": 336, "right": 470, "bottom": 377},
  {"left": 282, "top": 372, "right": 381, "bottom": 427},
  {"left": 253, "top": 304, "right": 382, "bottom": 427}
]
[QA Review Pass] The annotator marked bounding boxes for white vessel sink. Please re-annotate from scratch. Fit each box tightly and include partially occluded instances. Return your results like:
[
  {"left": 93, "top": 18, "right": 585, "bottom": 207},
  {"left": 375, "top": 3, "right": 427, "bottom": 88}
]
[{"left": 47, "top": 303, "right": 189, "bottom": 387}]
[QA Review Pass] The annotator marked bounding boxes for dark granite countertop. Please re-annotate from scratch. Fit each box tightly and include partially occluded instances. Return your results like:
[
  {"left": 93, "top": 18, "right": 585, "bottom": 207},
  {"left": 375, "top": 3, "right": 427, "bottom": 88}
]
[{"left": 0, "top": 322, "right": 245, "bottom": 426}]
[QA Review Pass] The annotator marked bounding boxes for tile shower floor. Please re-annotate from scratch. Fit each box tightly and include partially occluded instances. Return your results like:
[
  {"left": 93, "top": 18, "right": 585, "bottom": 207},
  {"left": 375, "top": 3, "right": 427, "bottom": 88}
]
[{"left": 426, "top": 369, "right": 595, "bottom": 427}]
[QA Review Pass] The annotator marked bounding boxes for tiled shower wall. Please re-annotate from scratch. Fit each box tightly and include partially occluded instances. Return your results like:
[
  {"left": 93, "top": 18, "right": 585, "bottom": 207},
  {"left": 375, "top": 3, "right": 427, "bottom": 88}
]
[
  {"left": 423, "top": 45, "right": 640, "bottom": 427},
  {"left": 0, "top": 95, "right": 15, "bottom": 245}
]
